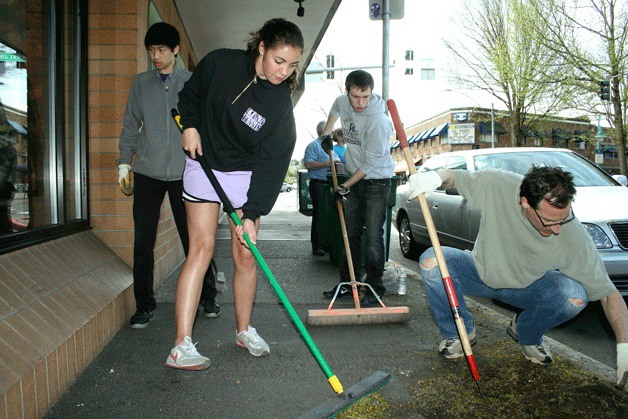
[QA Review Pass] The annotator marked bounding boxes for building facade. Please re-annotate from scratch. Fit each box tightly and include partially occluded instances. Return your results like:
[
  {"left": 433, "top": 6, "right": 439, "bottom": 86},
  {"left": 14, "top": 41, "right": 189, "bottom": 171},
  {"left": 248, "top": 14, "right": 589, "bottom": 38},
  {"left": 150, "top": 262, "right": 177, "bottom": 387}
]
[{"left": 0, "top": 1, "right": 197, "bottom": 417}]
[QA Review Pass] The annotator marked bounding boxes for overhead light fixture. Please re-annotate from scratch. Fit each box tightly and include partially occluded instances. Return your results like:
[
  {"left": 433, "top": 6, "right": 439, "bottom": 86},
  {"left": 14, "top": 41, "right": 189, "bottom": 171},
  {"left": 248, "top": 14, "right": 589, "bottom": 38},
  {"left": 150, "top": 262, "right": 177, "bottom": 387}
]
[{"left": 294, "top": 0, "right": 305, "bottom": 17}]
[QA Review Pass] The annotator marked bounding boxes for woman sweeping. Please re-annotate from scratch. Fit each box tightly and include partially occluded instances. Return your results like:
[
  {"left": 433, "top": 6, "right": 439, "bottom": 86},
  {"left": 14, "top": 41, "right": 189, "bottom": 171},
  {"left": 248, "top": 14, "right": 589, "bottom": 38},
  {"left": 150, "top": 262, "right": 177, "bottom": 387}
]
[{"left": 166, "top": 18, "right": 304, "bottom": 370}]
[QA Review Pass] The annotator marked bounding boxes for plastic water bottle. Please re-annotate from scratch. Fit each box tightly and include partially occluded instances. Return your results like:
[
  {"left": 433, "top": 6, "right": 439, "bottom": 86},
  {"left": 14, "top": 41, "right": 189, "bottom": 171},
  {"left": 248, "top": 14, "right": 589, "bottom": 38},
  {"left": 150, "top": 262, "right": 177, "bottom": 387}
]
[{"left": 398, "top": 267, "right": 407, "bottom": 295}]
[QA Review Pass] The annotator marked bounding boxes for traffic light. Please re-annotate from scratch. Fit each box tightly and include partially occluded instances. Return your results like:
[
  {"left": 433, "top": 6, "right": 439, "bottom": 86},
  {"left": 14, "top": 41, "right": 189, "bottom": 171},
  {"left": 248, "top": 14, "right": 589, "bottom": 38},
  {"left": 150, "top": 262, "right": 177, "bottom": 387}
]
[
  {"left": 599, "top": 79, "right": 610, "bottom": 101},
  {"left": 326, "top": 54, "right": 335, "bottom": 80},
  {"left": 405, "top": 49, "right": 414, "bottom": 75}
]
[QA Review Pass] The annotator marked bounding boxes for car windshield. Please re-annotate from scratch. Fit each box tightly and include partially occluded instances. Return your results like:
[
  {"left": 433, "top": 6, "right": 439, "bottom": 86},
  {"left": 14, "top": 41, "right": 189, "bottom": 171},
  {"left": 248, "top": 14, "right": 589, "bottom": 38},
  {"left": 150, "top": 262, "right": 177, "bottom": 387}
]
[{"left": 472, "top": 151, "right": 617, "bottom": 187}]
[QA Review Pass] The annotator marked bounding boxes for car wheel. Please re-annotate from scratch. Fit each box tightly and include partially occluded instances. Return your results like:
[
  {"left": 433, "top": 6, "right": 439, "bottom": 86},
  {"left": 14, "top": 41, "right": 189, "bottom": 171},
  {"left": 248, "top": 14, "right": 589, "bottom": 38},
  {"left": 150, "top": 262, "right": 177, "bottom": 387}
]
[
  {"left": 287, "top": 187, "right": 292, "bottom": 192},
  {"left": 398, "top": 213, "right": 422, "bottom": 260}
]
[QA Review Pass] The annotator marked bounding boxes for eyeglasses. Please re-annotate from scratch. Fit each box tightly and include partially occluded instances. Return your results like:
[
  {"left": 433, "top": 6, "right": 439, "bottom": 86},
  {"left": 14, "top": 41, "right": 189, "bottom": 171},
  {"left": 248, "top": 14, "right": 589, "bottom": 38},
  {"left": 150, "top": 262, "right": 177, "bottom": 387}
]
[{"left": 533, "top": 206, "right": 575, "bottom": 227}]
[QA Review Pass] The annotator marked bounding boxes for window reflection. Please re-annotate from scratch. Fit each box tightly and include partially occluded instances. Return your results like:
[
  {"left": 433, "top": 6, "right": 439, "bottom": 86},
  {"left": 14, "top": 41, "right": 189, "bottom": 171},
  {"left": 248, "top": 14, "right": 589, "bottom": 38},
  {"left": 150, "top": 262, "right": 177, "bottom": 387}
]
[
  {"left": 0, "top": 45, "right": 29, "bottom": 233},
  {"left": 0, "top": 0, "right": 85, "bottom": 244}
]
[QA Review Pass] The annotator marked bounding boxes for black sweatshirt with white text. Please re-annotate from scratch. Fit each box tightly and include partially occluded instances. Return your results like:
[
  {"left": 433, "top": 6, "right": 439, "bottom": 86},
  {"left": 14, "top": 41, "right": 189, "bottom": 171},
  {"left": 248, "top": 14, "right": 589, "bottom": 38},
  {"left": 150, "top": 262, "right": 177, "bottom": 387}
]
[{"left": 178, "top": 49, "right": 296, "bottom": 221}]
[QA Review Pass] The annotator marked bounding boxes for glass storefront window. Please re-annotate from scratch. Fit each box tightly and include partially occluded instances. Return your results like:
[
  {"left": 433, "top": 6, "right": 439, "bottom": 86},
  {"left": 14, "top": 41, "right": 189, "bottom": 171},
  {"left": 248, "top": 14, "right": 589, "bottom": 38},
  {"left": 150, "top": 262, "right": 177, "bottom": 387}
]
[{"left": 0, "top": 1, "right": 87, "bottom": 252}]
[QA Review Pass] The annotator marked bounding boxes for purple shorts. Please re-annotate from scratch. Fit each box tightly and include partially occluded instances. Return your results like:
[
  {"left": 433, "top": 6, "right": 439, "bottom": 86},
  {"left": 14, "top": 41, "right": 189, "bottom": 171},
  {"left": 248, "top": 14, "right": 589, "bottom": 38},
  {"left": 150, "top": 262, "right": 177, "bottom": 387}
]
[{"left": 182, "top": 157, "right": 251, "bottom": 209}]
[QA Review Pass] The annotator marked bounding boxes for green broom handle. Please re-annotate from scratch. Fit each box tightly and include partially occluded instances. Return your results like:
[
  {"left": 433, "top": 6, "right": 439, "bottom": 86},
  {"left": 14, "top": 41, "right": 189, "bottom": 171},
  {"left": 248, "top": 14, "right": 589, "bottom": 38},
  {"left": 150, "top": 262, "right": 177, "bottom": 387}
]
[{"left": 172, "top": 109, "right": 343, "bottom": 394}]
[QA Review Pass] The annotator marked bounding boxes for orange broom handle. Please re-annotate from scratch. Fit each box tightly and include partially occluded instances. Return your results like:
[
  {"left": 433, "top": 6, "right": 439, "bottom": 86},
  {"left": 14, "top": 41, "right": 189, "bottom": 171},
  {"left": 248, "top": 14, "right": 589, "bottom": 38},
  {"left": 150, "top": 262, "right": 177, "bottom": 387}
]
[{"left": 387, "top": 99, "right": 481, "bottom": 389}]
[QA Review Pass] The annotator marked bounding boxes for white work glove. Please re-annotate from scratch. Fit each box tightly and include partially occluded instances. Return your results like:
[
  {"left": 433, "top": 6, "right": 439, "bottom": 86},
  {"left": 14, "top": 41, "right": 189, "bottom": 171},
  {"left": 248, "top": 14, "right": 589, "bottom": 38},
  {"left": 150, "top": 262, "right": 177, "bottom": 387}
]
[
  {"left": 618, "top": 343, "right": 628, "bottom": 389},
  {"left": 117, "top": 164, "right": 133, "bottom": 195},
  {"left": 117, "top": 164, "right": 131, "bottom": 185},
  {"left": 407, "top": 171, "right": 442, "bottom": 200}
]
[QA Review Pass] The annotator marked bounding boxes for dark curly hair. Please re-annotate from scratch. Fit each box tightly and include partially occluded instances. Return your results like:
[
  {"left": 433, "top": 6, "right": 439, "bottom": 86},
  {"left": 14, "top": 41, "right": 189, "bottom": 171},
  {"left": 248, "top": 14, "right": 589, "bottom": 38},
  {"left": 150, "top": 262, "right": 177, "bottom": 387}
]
[
  {"left": 519, "top": 165, "right": 576, "bottom": 209},
  {"left": 246, "top": 18, "right": 304, "bottom": 93}
]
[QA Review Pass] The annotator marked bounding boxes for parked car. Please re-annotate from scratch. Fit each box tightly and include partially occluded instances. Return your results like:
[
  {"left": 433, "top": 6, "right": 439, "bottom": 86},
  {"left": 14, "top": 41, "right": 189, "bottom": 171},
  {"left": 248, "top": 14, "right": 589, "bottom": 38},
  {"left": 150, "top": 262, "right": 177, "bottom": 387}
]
[
  {"left": 392, "top": 147, "right": 628, "bottom": 296},
  {"left": 281, "top": 182, "right": 294, "bottom": 193}
]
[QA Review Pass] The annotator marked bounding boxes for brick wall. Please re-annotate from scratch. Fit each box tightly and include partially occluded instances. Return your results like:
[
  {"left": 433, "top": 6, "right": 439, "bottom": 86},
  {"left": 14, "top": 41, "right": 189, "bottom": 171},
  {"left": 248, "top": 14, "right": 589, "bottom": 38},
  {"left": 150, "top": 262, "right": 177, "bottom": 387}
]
[
  {"left": 88, "top": 0, "right": 193, "bottom": 289},
  {"left": 0, "top": 232, "right": 134, "bottom": 418}
]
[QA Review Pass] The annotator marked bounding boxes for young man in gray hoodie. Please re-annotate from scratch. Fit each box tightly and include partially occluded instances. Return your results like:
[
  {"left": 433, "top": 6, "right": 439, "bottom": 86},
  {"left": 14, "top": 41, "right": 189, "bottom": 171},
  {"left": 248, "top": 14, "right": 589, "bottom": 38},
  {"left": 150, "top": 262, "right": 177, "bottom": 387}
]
[
  {"left": 116, "top": 22, "right": 219, "bottom": 329},
  {"left": 321, "top": 70, "right": 394, "bottom": 305}
]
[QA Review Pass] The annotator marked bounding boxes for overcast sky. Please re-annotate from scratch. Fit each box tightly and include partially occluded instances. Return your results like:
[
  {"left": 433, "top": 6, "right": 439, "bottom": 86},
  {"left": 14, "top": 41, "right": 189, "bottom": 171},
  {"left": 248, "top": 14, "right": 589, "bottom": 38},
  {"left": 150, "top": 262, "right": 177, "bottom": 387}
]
[{"left": 292, "top": 0, "right": 497, "bottom": 160}]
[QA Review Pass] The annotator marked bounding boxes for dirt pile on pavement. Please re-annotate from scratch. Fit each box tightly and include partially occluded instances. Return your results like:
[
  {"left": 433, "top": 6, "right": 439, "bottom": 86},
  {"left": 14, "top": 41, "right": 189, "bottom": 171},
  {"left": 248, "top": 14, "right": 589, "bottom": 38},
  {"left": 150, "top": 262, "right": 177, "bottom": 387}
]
[{"left": 340, "top": 338, "right": 627, "bottom": 418}]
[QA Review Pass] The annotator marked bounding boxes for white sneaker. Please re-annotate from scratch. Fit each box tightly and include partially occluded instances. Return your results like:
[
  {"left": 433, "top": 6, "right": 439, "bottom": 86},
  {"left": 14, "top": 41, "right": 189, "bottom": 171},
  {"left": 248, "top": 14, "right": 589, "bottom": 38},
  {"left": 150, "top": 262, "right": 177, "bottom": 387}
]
[
  {"left": 165, "top": 336, "right": 211, "bottom": 370},
  {"left": 236, "top": 326, "right": 270, "bottom": 356}
]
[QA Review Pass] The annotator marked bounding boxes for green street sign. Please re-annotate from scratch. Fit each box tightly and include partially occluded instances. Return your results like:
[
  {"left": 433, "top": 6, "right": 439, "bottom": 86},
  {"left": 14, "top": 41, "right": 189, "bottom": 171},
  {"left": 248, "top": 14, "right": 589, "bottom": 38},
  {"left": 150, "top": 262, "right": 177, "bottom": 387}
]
[{"left": 0, "top": 53, "right": 26, "bottom": 62}]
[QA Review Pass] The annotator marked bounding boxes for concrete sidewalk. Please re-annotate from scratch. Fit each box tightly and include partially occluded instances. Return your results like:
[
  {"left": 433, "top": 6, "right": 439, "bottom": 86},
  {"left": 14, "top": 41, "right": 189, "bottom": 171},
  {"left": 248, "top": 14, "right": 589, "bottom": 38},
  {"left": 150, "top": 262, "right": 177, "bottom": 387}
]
[{"left": 45, "top": 195, "right": 623, "bottom": 418}]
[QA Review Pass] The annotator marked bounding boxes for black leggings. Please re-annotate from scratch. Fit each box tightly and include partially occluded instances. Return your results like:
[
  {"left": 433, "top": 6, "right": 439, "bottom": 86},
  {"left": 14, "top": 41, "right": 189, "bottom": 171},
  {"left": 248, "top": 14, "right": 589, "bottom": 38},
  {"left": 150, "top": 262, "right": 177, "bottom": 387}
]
[{"left": 132, "top": 173, "right": 216, "bottom": 311}]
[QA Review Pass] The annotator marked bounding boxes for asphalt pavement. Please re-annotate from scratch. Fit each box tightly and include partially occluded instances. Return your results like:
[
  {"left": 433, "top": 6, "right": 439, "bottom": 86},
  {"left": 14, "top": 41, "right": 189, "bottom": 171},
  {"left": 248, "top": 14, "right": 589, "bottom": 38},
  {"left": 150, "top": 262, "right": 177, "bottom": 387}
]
[{"left": 45, "top": 190, "right": 619, "bottom": 418}]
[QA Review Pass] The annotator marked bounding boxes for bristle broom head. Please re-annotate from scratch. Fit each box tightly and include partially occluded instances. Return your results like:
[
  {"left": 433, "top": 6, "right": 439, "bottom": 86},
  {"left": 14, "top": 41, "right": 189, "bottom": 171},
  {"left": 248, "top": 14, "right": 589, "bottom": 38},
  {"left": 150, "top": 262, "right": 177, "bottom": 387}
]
[{"left": 307, "top": 307, "right": 410, "bottom": 326}]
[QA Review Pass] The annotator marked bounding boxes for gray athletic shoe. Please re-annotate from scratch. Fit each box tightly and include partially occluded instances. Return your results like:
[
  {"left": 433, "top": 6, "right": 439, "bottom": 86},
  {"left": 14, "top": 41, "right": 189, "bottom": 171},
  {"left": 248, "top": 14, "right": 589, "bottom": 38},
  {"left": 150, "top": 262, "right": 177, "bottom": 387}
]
[
  {"left": 438, "top": 326, "right": 477, "bottom": 359},
  {"left": 507, "top": 314, "right": 553, "bottom": 365},
  {"left": 236, "top": 326, "right": 270, "bottom": 356}
]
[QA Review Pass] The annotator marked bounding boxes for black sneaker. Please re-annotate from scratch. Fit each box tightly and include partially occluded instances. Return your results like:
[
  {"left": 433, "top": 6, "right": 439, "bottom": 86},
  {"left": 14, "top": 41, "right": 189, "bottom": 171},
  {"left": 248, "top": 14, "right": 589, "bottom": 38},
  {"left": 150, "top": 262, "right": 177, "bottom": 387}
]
[
  {"left": 312, "top": 248, "right": 326, "bottom": 256},
  {"left": 361, "top": 294, "right": 382, "bottom": 307},
  {"left": 323, "top": 284, "right": 352, "bottom": 299},
  {"left": 130, "top": 309, "right": 155, "bottom": 329},
  {"left": 200, "top": 300, "right": 221, "bottom": 318}
]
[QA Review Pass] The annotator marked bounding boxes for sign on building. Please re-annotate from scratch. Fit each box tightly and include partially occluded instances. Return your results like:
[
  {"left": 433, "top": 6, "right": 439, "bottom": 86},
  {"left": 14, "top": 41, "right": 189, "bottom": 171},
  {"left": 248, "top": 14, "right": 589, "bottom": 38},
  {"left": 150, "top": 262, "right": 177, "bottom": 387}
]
[
  {"left": 369, "top": 0, "right": 405, "bottom": 20},
  {"left": 449, "top": 123, "right": 476, "bottom": 144},
  {"left": 595, "top": 149, "right": 604, "bottom": 164}
]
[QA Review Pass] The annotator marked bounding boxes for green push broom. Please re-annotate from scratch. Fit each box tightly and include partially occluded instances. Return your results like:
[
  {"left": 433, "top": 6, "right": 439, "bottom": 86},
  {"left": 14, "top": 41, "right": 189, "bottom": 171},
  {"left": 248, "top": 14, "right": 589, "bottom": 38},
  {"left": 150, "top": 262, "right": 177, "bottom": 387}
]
[{"left": 172, "top": 109, "right": 391, "bottom": 417}]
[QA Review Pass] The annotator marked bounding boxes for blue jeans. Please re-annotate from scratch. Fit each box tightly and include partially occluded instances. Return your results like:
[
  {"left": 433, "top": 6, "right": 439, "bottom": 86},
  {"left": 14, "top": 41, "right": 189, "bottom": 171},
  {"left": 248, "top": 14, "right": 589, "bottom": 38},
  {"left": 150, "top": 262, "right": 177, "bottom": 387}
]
[
  {"left": 340, "top": 178, "right": 390, "bottom": 296},
  {"left": 419, "top": 246, "right": 588, "bottom": 345}
]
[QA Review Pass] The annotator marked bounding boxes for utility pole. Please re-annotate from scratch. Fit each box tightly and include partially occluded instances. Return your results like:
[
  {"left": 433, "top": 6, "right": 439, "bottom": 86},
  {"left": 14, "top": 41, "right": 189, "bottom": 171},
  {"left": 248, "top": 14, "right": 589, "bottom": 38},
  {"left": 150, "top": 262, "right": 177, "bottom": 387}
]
[
  {"left": 382, "top": 0, "right": 390, "bottom": 106},
  {"left": 491, "top": 103, "right": 495, "bottom": 148}
]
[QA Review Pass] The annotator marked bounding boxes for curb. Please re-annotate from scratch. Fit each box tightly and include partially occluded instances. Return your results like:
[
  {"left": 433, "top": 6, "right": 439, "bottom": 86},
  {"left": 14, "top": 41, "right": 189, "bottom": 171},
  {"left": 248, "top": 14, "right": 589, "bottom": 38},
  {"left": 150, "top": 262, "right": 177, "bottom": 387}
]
[{"left": 389, "top": 259, "right": 617, "bottom": 386}]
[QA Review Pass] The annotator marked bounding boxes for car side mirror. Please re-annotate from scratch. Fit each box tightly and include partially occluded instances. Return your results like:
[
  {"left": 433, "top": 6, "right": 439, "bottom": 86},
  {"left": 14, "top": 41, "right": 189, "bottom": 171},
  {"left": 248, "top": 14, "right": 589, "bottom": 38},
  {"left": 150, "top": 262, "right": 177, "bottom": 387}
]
[{"left": 612, "top": 174, "right": 627, "bottom": 186}]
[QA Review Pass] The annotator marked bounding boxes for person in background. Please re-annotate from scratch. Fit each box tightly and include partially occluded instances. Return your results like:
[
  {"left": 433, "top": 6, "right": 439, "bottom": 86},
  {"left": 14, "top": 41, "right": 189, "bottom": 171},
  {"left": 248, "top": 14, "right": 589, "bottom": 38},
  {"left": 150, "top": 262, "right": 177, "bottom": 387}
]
[
  {"left": 116, "top": 22, "right": 219, "bottom": 330},
  {"left": 408, "top": 165, "right": 627, "bottom": 388},
  {"left": 332, "top": 128, "right": 346, "bottom": 163},
  {"left": 167, "top": 18, "right": 304, "bottom": 370},
  {"left": 304, "top": 121, "right": 338, "bottom": 256},
  {"left": 321, "top": 70, "right": 394, "bottom": 306},
  {"left": 0, "top": 114, "right": 17, "bottom": 234}
]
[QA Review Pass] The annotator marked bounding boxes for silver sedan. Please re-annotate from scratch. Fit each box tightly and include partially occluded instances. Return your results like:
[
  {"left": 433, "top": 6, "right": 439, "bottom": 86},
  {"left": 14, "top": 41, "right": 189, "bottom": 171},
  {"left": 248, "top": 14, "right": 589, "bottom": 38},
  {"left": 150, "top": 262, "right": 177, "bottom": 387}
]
[{"left": 392, "top": 147, "right": 628, "bottom": 296}]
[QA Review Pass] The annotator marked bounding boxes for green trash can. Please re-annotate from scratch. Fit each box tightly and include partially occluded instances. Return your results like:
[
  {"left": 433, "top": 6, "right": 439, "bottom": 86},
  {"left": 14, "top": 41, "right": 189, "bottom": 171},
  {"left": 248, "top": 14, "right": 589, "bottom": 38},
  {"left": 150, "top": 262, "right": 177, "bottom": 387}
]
[
  {"left": 325, "top": 173, "right": 349, "bottom": 267},
  {"left": 324, "top": 175, "right": 400, "bottom": 267},
  {"left": 386, "top": 176, "right": 401, "bottom": 261},
  {"left": 317, "top": 180, "right": 335, "bottom": 254},
  {"left": 297, "top": 169, "right": 312, "bottom": 216}
]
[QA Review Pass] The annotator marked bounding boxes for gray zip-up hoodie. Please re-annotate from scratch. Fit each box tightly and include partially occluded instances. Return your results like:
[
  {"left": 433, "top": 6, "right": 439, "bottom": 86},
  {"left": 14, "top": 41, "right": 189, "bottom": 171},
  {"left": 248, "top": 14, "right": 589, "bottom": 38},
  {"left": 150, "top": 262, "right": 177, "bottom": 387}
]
[
  {"left": 329, "top": 93, "right": 394, "bottom": 179},
  {"left": 117, "top": 66, "right": 191, "bottom": 181}
]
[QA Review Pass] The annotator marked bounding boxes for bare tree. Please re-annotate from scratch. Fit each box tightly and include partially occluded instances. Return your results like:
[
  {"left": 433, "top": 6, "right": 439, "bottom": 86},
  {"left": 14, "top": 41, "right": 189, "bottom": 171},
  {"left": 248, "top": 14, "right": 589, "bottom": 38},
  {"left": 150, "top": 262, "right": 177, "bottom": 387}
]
[
  {"left": 444, "top": 0, "right": 575, "bottom": 146},
  {"left": 529, "top": 0, "right": 627, "bottom": 176}
]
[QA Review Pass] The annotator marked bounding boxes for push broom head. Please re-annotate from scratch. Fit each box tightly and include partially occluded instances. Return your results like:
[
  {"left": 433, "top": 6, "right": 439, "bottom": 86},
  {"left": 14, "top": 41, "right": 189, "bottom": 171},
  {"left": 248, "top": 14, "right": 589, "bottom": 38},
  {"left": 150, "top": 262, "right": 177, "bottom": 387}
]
[{"left": 307, "top": 306, "right": 410, "bottom": 326}]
